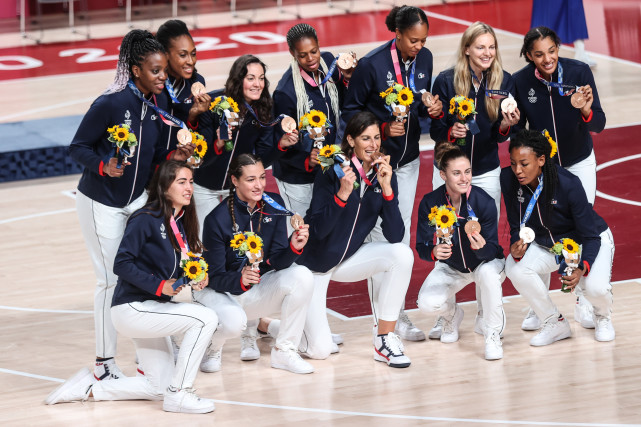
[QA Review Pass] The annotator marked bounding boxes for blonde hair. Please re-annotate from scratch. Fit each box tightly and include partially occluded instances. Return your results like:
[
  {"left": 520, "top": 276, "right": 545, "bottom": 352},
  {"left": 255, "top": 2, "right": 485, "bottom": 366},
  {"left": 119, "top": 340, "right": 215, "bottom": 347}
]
[
  {"left": 290, "top": 57, "right": 340, "bottom": 126},
  {"left": 453, "top": 22, "right": 503, "bottom": 123}
]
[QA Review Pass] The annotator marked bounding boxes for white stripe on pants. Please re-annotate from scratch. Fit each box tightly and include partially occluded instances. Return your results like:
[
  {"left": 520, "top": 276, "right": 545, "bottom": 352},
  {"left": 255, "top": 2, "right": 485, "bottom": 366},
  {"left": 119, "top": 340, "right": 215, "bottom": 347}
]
[
  {"left": 275, "top": 179, "right": 314, "bottom": 235},
  {"left": 91, "top": 300, "right": 217, "bottom": 401},
  {"left": 193, "top": 265, "right": 314, "bottom": 351},
  {"left": 505, "top": 229, "right": 614, "bottom": 321},
  {"left": 417, "top": 258, "right": 506, "bottom": 334},
  {"left": 565, "top": 150, "right": 597, "bottom": 205},
  {"left": 75, "top": 191, "right": 148, "bottom": 358},
  {"left": 193, "top": 183, "right": 228, "bottom": 239},
  {"left": 302, "top": 242, "right": 413, "bottom": 360}
]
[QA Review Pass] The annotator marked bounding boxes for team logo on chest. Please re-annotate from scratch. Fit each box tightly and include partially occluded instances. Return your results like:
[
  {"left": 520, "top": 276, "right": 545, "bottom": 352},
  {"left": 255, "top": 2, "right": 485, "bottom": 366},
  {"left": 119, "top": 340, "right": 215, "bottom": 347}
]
[
  {"left": 160, "top": 223, "right": 167, "bottom": 239},
  {"left": 263, "top": 217, "right": 272, "bottom": 223},
  {"left": 124, "top": 110, "right": 132, "bottom": 126},
  {"left": 374, "top": 187, "right": 381, "bottom": 193},
  {"left": 418, "top": 73, "right": 425, "bottom": 79},
  {"left": 517, "top": 187, "right": 525, "bottom": 203},
  {"left": 528, "top": 88, "right": 537, "bottom": 104},
  {"left": 151, "top": 114, "right": 157, "bottom": 121},
  {"left": 386, "top": 71, "right": 395, "bottom": 86},
  {"left": 183, "top": 97, "right": 192, "bottom": 104}
]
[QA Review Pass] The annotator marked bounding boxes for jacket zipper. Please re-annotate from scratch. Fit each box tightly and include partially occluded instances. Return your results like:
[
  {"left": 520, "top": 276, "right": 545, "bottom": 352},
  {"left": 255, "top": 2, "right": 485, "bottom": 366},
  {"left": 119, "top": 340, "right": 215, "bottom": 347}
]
[
  {"left": 337, "top": 186, "right": 368, "bottom": 265},
  {"left": 548, "top": 87, "right": 562, "bottom": 166},
  {"left": 456, "top": 226, "right": 470, "bottom": 272},
  {"left": 126, "top": 102, "right": 145, "bottom": 205},
  {"left": 221, "top": 127, "right": 242, "bottom": 190}
]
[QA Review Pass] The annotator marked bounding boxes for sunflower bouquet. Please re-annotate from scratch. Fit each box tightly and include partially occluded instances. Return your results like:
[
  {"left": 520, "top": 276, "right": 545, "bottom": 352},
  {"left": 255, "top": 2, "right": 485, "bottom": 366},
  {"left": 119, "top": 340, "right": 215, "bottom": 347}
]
[
  {"left": 299, "top": 110, "right": 332, "bottom": 151},
  {"left": 380, "top": 83, "right": 414, "bottom": 122},
  {"left": 210, "top": 96, "right": 240, "bottom": 151},
  {"left": 318, "top": 144, "right": 359, "bottom": 190},
  {"left": 107, "top": 123, "right": 138, "bottom": 166},
  {"left": 448, "top": 95, "right": 478, "bottom": 146},
  {"left": 550, "top": 238, "right": 581, "bottom": 292},
  {"left": 186, "top": 131, "right": 207, "bottom": 168},
  {"left": 230, "top": 231, "right": 264, "bottom": 271},
  {"left": 180, "top": 251, "right": 208, "bottom": 287},
  {"left": 428, "top": 204, "right": 458, "bottom": 245}
]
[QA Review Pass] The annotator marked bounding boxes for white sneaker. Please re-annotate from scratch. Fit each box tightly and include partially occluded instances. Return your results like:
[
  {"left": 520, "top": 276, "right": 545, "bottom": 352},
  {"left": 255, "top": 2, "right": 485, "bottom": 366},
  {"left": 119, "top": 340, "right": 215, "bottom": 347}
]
[
  {"left": 440, "top": 305, "right": 464, "bottom": 343},
  {"left": 594, "top": 315, "right": 615, "bottom": 342},
  {"left": 163, "top": 387, "right": 215, "bottom": 414},
  {"left": 240, "top": 330, "right": 260, "bottom": 361},
  {"left": 94, "top": 359, "right": 125, "bottom": 381},
  {"left": 530, "top": 315, "right": 572, "bottom": 346},
  {"left": 271, "top": 346, "right": 314, "bottom": 374},
  {"left": 428, "top": 317, "right": 443, "bottom": 340},
  {"left": 200, "top": 348, "right": 222, "bottom": 373},
  {"left": 474, "top": 313, "right": 505, "bottom": 338},
  {"left": 394, "top": 312, "right": 426, "bottom": 341},
  {"left": 484, "top": 331, "right": 503, "bottom": 361},
  {"left": 574, "top": 296, "right": 595, "bottom": 329},
  {"left": 331, "top": 333, "right": 344, "bottom": 345},
  {"left": 45, "top": 368, "right": 95, "bottom": 405},
  {"left": 373, "top": 332, "right": 411, "bottom": 368},
  {"left": 521, "top": 309, "right": 541, "bottom": 331}
]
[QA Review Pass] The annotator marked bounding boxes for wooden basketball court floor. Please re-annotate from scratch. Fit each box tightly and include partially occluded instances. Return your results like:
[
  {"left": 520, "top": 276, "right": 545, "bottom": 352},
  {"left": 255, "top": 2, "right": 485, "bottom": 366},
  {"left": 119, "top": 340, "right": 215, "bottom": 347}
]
[{"left": 1, "top": 0, "right": 641, "bottom": 425}]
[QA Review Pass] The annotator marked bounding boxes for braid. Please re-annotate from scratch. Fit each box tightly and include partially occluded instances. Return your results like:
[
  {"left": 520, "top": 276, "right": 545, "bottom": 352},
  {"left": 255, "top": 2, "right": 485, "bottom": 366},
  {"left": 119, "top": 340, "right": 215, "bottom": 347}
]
[
  {"left": 105, "top": 29, "right": 165, "bottom": 94},
  {"left": 290, "top": 57, "right": 340, "bottom": 125},
  {"left": 228, "top": 194, "right": 239, "bottom": 233},
  {"left": 286, "top": 23, "right": 317, "bottom": 51}
]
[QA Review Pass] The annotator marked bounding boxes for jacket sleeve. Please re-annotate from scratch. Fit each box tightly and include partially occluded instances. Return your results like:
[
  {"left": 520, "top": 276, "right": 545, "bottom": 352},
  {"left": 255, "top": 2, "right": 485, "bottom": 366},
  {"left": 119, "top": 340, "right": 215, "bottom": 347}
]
[
  {"left": 306, "top": 169, "right": 350, "bottom": 240},
  {"left": 568, "top": 179, "right": 602, "bottom": 267},
  {"left": 271, "top": 88, "right": 315, "bottom": 169},
  {"left": 68, "top": 96, "right": 112, "bottom": 175},
  {"left": 113, "top": 214, "right": 167, "bottom": 295},
  {"left": 380, "top": 173, "right": 405, "bottom": 243},
  {"left": 342, "top": 56, "right": 375, "bottom": 126},
  {"left": 500, "top": 169, "right": 522, "bottom": 245},
  {"left": 472, "top": 193, "right": 502, "bottom": 261},
  {"left": 202, "top": 214, "right": 245, "bottom": 295},
  {"left": 581, "top": 66, "right": 606, "bottom": 133},
  {"left": 429, "top": 73, "right": 453, "bottom": 143},
  {"left": 416, "top": 196, "right": 436, "bottom": 262}
]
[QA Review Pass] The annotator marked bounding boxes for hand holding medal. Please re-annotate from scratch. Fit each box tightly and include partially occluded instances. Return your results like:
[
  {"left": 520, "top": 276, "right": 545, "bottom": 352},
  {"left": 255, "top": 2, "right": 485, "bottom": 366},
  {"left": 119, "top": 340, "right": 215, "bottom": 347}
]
[
  {"left": 571, "top": 85, "right": 593, "bottom": 117},
  {"left": 422, "top": 91, "right": 443, "bottom": 118},
  {"left": 336, "top": 52, "right": 358, "bottom": 80},
  {"left": 278, "top": 116, "right": 299, "bottom": 149}
]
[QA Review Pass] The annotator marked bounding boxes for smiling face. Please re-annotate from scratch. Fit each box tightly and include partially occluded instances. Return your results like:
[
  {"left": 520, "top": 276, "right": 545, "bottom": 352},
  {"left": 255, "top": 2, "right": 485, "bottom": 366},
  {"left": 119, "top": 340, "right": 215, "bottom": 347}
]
[
  {"left": 132, "top": 52, "right": 168, "bottom": 96},
  {"left": 231, "top": 163, "right": 266, "bottom": 208},
  {"left": 166, "top": 34, "right": 196, "bottom": 81},
  {"left": 440, "top": 156, "right": 472, "bottom": 196},
  {"left": 510, "top": 146, "right": 545, "bottom": 187},
  {"left": 466, "top": 32, "right": 496, "bottom": 76},
  {"left": 348, "top": 124, "right": 381, "bottom": 170},
  {"left": 166, "top": 167, "right": 194, "bottom": 212},
  {"left": 243, "top": 62, "right": 266, "bottom": 103},
  {"left": 526, "top": 36, "right": 559, "bottom": 80},
  {"left": 396, "top": 22, "right": 429, "bottom": 61},
  {"left": 291, "top": 37, "right": 321, "bottom": 74}
]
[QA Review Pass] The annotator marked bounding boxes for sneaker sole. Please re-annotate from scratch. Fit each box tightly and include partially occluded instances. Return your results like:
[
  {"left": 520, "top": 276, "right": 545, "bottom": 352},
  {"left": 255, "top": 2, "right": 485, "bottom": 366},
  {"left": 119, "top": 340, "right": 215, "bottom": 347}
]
[
  {"left": 521, "top": 322, "right": 541, "bottom": 331},
  {"left": 373, "top": 353, "right": 411, "bottom": 368},
  {"left": 270, "top": 363, "right": 314, "bottom": 374},
  {"left": 162, "top": 403, "right": 216, "bottom": 414},
  {"left": 395, "top": 330, "right": 426, "bottom": 341},
  {"left": 44, "top": 368, "right": 91, "bottom": 405},
  {"left": 530, "top": 330, "right": 572, "bottom": 347},
  {"left": 485, "top": 353, "right": 504, "bottom": 361},
  {"left": 240, "top": 354, "right": 260, "bottom": 361}
]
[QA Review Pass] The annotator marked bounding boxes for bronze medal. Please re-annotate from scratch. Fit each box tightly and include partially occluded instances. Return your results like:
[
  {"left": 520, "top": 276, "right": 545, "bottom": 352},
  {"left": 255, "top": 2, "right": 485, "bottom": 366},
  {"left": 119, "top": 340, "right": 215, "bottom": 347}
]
[
  {"left": 281, "top": 116, "right": 297, "bottom": 133},
  {"left": 191, "top": 82, "right": 206, "bottom": 97},
  {"left": 337, "top": 53, "right": 354, "bottom": 70},
  {"left": 422, "top": 91, "right": 433, "bottom": 107},
  {"left": 570, "top": 92, "right": 586, "bottom": 109},
  {"left": 290, "top": 214, "right": 304, "bottom": 231},
  {"left": 177, "top": 128, "right": 192, "bottom": 146},
  {"left": 464, "top": 220, "right": 481, "bottom": 235}
]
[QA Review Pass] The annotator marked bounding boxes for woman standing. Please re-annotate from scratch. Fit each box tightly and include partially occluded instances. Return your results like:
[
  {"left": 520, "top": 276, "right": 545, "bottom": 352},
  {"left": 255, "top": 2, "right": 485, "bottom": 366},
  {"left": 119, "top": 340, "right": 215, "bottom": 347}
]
[
  {"left": 342, "top": 5, "right": 443, "bottom": 341},
  {"left": 46, "top": 161, "right": 217, "bottom": 414},
  {"left": 69, "top": 29, "right": 192, "bottom": 381},
  {"left": 416, "top": 144, "right": 505, "bottom": 360},
  {"left": 195, "top": 154, "right": 315, "bottom": 375},
  {"left": 501, "top": 129, "right": 614, "bottom": 346},
  {"left": 298, "top": 112, "right": 414, "bottom": 367},
  {"left": 193, "top": 55, "right": 296, "bottom": 232},
  {"left": 156, "top": 19, "right": 213, "bottom": 151},
  {"left": 513, "top": 26, "right": 605, "bottom": 328}
]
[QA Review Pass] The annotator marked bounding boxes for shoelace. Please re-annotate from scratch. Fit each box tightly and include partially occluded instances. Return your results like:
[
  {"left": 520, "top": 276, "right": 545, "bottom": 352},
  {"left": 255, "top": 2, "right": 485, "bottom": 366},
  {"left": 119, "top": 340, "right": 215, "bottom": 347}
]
[
  {"left": 485, "top": 331, "right": 501, "bottom": 345},
  {"left": 384, "top": 333, "right": 405, "bottom": 356},
  {"left": 595, "top": 316, "right": 610, "bottom": 329},
  {"left": 241, "top": 336, "right": 258, "bottom": 350},
  {"left": 399, "top": 312, "right": 416, "bottom": 328}
]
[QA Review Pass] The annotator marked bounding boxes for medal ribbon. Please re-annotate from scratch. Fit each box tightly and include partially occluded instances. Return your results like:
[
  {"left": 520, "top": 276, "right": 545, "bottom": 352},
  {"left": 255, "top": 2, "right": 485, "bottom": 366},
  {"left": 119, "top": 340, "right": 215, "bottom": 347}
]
[
  {"left": 165, "top": 78, "right": 181, "bottom": 104},
  {"left": 261, "top": 193, "right": 296, "bottom": 216},
  {"left": 390, "top": 40, "right": 417, "bottom": 92},
  {"left": 464, "top": 186, "right": 478, "bottom": 220},
  {"left": 350, "top": 155, "right": 376, "bottom": 187},
  {"left": 471, "top": 72, "right": 510, "bottom": 99},
  {"left": 127, "top": 80, "right": 187, "bottom": 129},
  {"left": 534, "top": 62, "right": 578, "bottom": 96},
  {"left": 444, "top": 191, "right": 465, "bottom": 220},
  {"left": 169, "top": 215, "right": 191, "bottom": 290},
  {"left": 244, "top": 102, "right": 287, "bottom": 128},
  {"left": 520, "top": 176, "right": 544, "bottom": 228},
  {"left": 299, "top": 55, "right": 339, "bottom": 88}
]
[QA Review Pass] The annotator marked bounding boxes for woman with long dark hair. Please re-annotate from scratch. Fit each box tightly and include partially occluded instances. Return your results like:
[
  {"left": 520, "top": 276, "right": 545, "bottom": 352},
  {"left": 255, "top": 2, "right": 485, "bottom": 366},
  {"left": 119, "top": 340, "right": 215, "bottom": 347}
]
[
  {"left": 46, "top": 161, "right": 217, "bottom": 413},
  {"left": 501, "top": 129, "right": 614, "bottom": 346},
  {"left": 69, "top": 29, "right": 193, "bottom": 381}
]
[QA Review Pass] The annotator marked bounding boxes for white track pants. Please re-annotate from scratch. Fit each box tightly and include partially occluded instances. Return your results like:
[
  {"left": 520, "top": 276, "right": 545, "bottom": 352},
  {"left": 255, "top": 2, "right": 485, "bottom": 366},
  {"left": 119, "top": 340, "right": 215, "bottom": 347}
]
[
  {"left": 275, "top": 179, "right": 314, "bottom": 235},
  {"left": 193, "top": 266, "right": 314, "bottom": 351},
  {"left": 565, "top": 150, "right": 597, "bottom": 205},
  {"left": 302, "top": 242, "right": 414, "bottom": 359},
  {"left": 505, "top": 229, "right": 614, "bottom": 321},
  {"left": 417, "top": 259, "right": 506, "bottom": 334},
  {"left": 91, "top": 300, "right": 217, "bottom": 401},
  {"left": 192, "top": 183, "right": 228, "bottom": 239},
  {"left": 76, "top": 191, "right": 147, "bottom": 358}
]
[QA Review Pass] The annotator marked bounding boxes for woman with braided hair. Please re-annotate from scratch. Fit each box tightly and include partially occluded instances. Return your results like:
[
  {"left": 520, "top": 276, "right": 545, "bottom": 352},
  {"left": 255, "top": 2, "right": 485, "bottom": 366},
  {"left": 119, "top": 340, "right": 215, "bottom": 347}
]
[
  {"left": 501, "top": 129, "right": 615, "bottom": 347},
  {"left": 194, "top": 153, "right": 315, "bottom": 375},
  {"left": 69, "top": 29, "right": 193, "bottom": 381}
]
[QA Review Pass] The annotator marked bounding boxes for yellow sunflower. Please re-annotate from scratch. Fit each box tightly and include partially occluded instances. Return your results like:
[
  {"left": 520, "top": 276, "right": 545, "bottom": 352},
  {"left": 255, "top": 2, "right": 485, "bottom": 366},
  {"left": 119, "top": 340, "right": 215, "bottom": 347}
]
[
  {"left": 562, "top": 238, "right": 579, "bottom": 254},
  {"left": 548, "top": 137, "right": 557, "bottom": 159},
  {"left": 113, "top": 126, "right": 129, "bottom": 143},
  {"left": 184, "top": 261, "right": 203, "bottom": 280},
  {"left": 428, "top": 206, "right": 439, "bottom": 221},
  {"left": 195, "top": 139, "right": 208, "bottom": 158},
  {"left": 230, "top": 233, "right": 246, "bottom": 249},
  {"left": 308, "top": 110, "right": 326, "bottom": 127},
  {"left": 319, "top": 144, "right": 336, "bottom": 158},
  {"left": 187, "top": 251, "right": 197, "bottom": 258},
  {"left": 228, "top": 97, "right": 240, "bottom": 113},
  {"left": 209, "top": 97, "right": 222, "bottom": 111},
  {"left": 246, "top": 235, "right": 263, "bottom": 254},
  {"left": 107, "top": 126, "right": 116, "bottom": 134},
  {"left": 449, "top": 103, "right": 456, "bottom": 115},
  {"left": 458, "top": 99, "right": 474, "bottom": 118},
  {"left": 397, "top": 87, "right": 414, "bottom": 107},
  {"left": 435, "top": 208, "right": 456, "bottom": 228}
]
